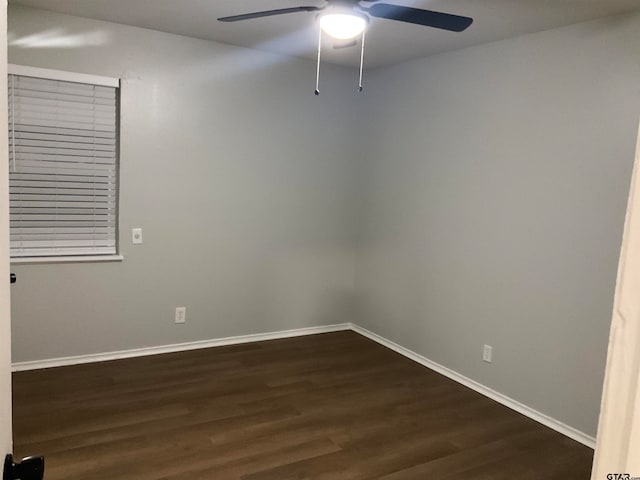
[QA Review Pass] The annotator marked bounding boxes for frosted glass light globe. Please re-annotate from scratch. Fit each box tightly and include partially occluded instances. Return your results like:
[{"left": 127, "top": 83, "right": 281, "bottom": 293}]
[{"left": 320, "top": 13, "right": 366, "bottom": 40}]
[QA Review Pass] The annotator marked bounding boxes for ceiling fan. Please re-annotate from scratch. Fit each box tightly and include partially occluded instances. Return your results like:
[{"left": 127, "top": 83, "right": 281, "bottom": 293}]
[{"left": 218, "top": 0, "right": 473, "bottom": 94}]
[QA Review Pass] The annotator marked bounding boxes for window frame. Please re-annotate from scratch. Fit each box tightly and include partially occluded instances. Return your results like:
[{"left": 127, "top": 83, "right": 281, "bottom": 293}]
[{"left": 8, "top": 64, "right": 122, "bottom": 264}]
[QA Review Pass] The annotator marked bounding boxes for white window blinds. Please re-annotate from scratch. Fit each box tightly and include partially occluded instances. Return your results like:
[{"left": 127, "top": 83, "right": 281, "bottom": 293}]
[{"left": 8, "top": 72, "right": 118, "bottom": 258}]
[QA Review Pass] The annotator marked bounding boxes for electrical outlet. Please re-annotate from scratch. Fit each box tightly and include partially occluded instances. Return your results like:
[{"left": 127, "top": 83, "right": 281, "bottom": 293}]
[
  {"left": 483, "top": 344, "right": 493, "bottom": 363},
  {"left": 175, "top": 307, "right": 186, "bottom": 324}
]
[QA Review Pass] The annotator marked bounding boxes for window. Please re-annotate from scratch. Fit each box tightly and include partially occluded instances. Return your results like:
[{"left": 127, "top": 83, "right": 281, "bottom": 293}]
[{"left": 7, "top": 66, "right": 119, "bottom": 260}]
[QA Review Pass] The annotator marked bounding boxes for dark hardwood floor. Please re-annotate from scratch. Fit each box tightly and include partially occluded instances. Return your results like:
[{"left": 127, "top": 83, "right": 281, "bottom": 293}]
[{"left": 12, "top": 331, "right": 593, "bottom": 479}]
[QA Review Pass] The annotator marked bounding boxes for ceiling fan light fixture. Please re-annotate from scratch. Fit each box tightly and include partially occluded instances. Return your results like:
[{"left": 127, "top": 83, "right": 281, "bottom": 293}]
[
  {"left": 218, "top": 2, "right": 474, "bottom": 95},
  {"left": 319, "top": 13, "right": 367, "bottom": 40}
]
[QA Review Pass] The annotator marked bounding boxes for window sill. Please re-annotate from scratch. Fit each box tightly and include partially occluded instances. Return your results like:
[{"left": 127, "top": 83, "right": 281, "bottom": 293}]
[{"left": 11, "top": 255, "right": 124, "bottom": 265}]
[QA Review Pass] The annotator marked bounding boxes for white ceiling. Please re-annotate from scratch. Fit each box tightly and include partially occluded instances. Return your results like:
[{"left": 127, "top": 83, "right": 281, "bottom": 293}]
[{"left": 10, "top": 0, "right": 640, "bottom": 68}]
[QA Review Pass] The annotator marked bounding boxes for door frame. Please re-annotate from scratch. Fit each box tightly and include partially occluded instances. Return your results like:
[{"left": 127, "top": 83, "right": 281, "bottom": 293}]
[
  {"left": 591, "top": 122, "right": 640, "bottom": 477},
  {"left": 0, "top": 0, "right": 13, "bottom": 457}
]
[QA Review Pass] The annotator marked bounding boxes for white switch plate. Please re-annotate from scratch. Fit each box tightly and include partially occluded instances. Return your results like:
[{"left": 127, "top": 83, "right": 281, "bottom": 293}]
[
  {"left": 132, "top": 228, "right": 143, "bottom": 244},
  {"left": 175, "top": 307, "right": 186, "bottom": 324},
  {"left": 483, "top": 344, "right": 493, "bottom": 363}
]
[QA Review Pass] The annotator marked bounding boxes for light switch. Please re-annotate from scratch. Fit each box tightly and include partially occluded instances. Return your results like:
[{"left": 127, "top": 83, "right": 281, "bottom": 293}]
[{"left": 132, "top": 228, "right": 143, "bottom": 244}]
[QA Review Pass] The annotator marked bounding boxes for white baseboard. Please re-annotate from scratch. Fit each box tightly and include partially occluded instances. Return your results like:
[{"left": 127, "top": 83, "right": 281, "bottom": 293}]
[
  {"left": 350, "top": 323, "right": 596, "bottom": 449},
  {"left": 11, "top": 323, "right": 351, "bottom": 372},
  {"left": 11, "top": 320, "right": 596, "bottom": 449}
]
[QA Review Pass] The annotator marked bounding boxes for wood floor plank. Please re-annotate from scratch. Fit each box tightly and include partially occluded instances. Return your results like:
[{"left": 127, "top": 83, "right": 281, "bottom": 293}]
[{"left": 12, "top": 331, "right": 593, "bottom": 479}]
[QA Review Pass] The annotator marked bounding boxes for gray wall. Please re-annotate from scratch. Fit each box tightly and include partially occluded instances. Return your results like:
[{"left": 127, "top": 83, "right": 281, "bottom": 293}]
[
  {"left": 355, "top": 12, "right": 640, "bottom": 437},
  {"left": 8, "top": 5, "right": 361, "bottom": 362}
]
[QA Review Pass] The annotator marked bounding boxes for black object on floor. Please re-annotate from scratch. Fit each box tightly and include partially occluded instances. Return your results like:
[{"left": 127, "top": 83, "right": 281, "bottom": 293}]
[{"left": 3, "top": 454, "right": 45, "bottom": 480}]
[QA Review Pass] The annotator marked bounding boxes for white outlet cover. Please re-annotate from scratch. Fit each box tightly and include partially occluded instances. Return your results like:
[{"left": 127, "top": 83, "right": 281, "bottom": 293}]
[
  {"left": 175, "top": 307, "right": 186, "bottom": 324},
  {"left": 483, "top": 344, "right": 493, "bottom": 363}
]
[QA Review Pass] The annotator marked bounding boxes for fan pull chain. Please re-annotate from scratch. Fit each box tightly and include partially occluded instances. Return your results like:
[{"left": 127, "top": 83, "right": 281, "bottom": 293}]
[
  {"left": 315, "top": 26, "right": 322, "bottom": 95},
  {"left": 358, "top": 28, "right": 366, "bottom": 92}
]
